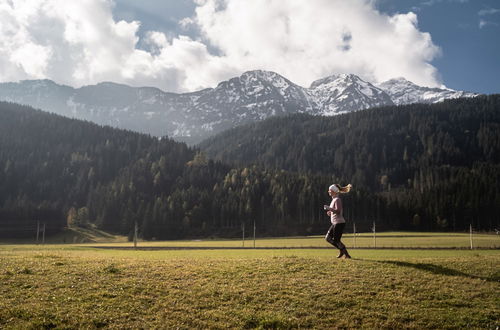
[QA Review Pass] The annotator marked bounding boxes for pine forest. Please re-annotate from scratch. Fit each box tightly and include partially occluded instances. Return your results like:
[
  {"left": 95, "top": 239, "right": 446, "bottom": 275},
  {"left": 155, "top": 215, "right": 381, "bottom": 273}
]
[{"left": 1, "top": 95, "right": 499, "bottom": 239}]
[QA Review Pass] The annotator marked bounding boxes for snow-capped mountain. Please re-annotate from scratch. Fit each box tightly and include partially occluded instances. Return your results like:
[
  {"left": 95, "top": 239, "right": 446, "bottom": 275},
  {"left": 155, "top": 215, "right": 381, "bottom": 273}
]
[
  {"left": 181, "top": 70, "right": 316, "bottom": 136},
  {"left": 376, "top": 77, "right": 478, "bottom": 105},
  {"left": 309, "top": 74, "right": 394, "bottom": 115},
  {"left": 0, "top": 71, "right": 477, "bottom": 144}
]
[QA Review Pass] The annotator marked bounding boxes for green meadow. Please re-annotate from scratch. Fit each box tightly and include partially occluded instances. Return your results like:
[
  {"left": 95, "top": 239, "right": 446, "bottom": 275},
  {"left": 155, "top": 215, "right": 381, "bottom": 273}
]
[
  {"left": 97, "top": 231, "right": 499, "bottom": 249},
  {"left": 0, "top": 233, "right": 499, "bottom": 329}
]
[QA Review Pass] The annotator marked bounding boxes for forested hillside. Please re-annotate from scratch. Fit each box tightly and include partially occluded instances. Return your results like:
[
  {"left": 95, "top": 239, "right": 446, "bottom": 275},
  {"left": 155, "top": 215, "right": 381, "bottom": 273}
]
[
  {"left": 0, "top": 102, "right": 193, "bottom": 237},
  {"left": 1, "top": 96, "right": 499, "bottom": 239},
  {"left": 201, "top": 95, "right": 500, "bottom": 231},
  {"left": 0, "top": 102, "right": 343, "bottom": 238}
]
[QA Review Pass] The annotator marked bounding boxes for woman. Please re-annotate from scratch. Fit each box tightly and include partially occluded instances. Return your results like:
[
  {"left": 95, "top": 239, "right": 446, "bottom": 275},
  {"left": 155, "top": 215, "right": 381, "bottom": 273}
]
[{"left": 324, "top": 183, "right": 352, "bottom": 258}]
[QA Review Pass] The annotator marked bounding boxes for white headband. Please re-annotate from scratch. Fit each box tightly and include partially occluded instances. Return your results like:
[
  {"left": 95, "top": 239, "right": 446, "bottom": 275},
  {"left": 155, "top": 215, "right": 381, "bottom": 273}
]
[{"left": 329, "top": 184, "right": 339, "bottom": 193}]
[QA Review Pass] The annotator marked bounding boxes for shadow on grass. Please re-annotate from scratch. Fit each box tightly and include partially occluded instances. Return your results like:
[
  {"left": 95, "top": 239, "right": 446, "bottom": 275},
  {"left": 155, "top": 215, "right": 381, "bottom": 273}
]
[{"left": 364, "top": 260, "right": 499, "bottom": 283}]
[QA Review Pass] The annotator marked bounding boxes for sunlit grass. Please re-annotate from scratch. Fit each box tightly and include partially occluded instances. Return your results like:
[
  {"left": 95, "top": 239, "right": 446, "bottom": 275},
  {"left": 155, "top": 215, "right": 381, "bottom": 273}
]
[
  {"left": 2, "top": 231, "right": 498, "bottom": 249},
  {"left": 0, "top": 238, "right": 499, "bottom": 328},
  {"left": 79, "top": 231, "right": 500, "bottom": 249}
]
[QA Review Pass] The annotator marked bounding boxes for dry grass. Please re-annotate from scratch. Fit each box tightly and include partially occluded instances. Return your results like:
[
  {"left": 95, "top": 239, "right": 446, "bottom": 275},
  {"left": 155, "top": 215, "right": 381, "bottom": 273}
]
[{"left": 0, "top": 245, "right": 498, "bottom": 329}]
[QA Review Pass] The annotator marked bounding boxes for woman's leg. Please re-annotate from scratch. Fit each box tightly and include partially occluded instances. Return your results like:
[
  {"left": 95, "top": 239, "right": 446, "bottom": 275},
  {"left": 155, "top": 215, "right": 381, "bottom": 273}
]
[
  {"left": 332, "top": 223, "right": 346, "bottom": 249},
  {"left": 325, "top": 224, "right": 336, "bottom": 247},
  {"left": 333, "top": 223, "right": 351, "bottom": 258}
]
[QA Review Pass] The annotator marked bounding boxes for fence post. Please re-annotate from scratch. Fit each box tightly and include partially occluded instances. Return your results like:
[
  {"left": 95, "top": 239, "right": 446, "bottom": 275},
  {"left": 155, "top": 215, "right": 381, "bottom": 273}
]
[
  {"left": 42, "top": 223, "right": 46, "bottom": 245},
  {"left": 134, "top": 221, "right": 138, "bottom": 250},
  {"left": 469, "top": 224, "right": 473, "bottom": 250},
  {"left": 373, "top": 221, "right": 376, "bottom": 248},
  {"left": 242, "top": 222, "right": 245, "bottom": 247},
  {"left": 253, "top": 220, "right": 256, "bottom": 249},
  {"left": 36, "top": 220, "right": 40, "bottom": 245},
  {"left": 353, "top": 222, "right": 356, "bottom": 249}
]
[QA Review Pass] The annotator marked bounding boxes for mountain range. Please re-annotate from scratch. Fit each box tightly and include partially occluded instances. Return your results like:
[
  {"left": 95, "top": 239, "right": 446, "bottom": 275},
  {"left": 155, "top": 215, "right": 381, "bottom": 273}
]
[{"left": 0, "top": 70, "right": 478, "bottom": 144}]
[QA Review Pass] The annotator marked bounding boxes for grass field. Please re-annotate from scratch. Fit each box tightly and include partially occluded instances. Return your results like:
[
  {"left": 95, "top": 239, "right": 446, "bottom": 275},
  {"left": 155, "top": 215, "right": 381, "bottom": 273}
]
[
  {"left": 4, "top": 227, "right": 499, "bottom": 249},
  {"left": 89, "top": 231, "right": 499, "bottom": 249},
  {"left": 0, "top": 233, "right": 499, "bottom": 329}
]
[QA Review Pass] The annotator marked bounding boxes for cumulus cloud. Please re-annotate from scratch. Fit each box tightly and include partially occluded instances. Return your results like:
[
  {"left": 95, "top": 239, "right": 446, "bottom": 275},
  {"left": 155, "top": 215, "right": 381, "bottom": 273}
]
[
  {"left": 1, "top": 0, "right": 142, "bottom": 86},
  {"left": 0, "top": 0, "right": 443, "bottom": 92},
  {"left": 192, "top": 0, "right": 442, "bottom": 88}
]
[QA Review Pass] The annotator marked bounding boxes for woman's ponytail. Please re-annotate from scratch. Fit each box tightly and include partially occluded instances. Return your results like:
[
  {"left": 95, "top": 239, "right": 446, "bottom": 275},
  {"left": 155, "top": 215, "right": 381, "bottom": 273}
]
[{"left": 339, "top": 184, "right": 352, "bottom": 193}]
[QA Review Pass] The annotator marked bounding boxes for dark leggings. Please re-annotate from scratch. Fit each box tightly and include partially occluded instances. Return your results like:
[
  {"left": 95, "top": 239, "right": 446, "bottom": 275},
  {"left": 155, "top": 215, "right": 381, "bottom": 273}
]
[{"left": 325, "top": 223, "right": 346, "bottom": 250}]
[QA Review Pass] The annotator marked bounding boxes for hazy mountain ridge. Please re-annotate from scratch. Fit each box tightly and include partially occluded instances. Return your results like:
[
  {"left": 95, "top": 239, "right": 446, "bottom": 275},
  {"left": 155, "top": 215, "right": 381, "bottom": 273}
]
[
  {"left": 0, "top": 71, "right": 478, "bottom": 143},
  {"left": 376, "top": 77, "right": 478, "bottom": 105}
]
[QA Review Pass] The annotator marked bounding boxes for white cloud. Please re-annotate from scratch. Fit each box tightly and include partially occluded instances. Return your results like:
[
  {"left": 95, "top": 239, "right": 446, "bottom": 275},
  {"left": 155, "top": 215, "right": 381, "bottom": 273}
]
[
  {"left": 0, "top": 0, "right": 443, "bottom": 92},
  {"left": 423, "top": 0, "right": 469, "bottom": 5},
  {"left": 179, "top": 17, "right": 194, "bottom": 30},
  {"left": 478, "top": 8, "right": 500, "bottom": 16},
  {"left": 478, "top": 7, "right": 499, "bottom": 29},
  {"left": 192, "top": 0, "right": 442, "bottom": 88},
  {"left": 0, "top": 0, "right": 145, "bottom": 86},
  {"left": 479, "top": 19, "right": 499, "bottom": 29}
]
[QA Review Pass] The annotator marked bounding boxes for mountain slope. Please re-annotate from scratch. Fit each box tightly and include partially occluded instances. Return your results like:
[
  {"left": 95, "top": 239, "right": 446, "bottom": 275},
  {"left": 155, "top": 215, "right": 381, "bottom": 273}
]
[
  {"left": 199, "top": 94, "right": 500, "bottom": 229},
  {"left": 377, "top": 78, "right": 478, "bottom": 105},
  {"left": 308, "top": 74, "right": 394, "bottom": 115},
  {"left": 0, "top": 71, "right": 478, "bottom": 143},
  {"left": 0, "top": 101, "right": 334, "bottom": 237},
  {"left": 0, "top": 101, "right": 195, "bottom": 235},
  {"left": 200, "top": 95, "right": 500, "bottom": 187}
]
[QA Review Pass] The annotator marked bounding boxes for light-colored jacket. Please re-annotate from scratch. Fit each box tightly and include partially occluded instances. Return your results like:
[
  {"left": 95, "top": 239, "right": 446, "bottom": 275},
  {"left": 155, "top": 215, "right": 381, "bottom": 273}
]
[{"left": 329, "top": 197, "right": 345, "bottom": 224}]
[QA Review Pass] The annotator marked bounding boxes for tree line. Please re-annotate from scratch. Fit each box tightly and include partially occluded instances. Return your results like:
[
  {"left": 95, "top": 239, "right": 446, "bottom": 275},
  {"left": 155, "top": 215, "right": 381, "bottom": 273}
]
[{"left": 0, "top": 96, "right": 499, "bottom": 239}]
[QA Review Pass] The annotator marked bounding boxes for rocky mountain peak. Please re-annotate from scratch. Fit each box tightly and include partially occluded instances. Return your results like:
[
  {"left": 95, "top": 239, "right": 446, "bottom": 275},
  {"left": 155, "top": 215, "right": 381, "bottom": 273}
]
[
  {"left": 376, "top": 78, "right": 479, "bottom": 105},
  {"left": 0, "top": 71, "right": 478, "bottom": 144},
  {"left": 309, "top": 73, "right": 362, "bottom": 89}
]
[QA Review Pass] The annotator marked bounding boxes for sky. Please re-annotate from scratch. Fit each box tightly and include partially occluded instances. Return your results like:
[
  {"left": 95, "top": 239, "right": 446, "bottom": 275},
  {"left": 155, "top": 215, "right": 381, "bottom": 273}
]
[{"left": 0, "top": 0, "right": 498, "bottom": 94}]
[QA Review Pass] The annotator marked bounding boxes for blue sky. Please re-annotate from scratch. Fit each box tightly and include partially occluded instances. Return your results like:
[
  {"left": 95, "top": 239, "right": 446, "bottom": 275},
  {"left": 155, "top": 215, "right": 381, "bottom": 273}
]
[{"left": 1, "top": 0, "right": 498, "bottom": 94}]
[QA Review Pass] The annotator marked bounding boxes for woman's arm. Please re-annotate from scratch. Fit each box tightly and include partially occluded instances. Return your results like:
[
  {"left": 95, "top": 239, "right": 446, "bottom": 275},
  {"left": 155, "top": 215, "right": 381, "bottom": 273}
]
[
  {"left": 324, "top": 205, "right": 340, "bottom": 214},
  {"left": 330, "top": 199, "right": 342, "bottom": 214}
]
